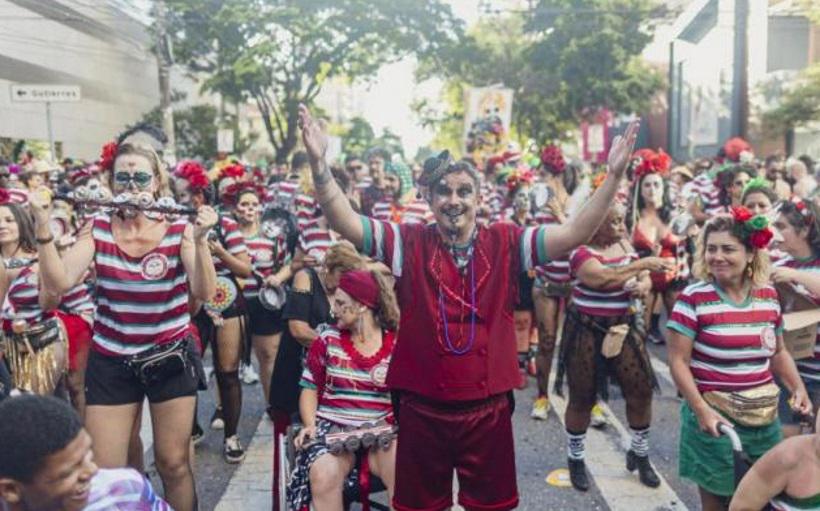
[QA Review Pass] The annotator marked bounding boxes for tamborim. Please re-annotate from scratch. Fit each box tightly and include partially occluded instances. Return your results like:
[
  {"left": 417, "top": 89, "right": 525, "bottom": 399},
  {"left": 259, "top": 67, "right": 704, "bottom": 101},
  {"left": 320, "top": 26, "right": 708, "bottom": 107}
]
[{"left": 259, "top": 285, "right": 287, "bottom": 311}]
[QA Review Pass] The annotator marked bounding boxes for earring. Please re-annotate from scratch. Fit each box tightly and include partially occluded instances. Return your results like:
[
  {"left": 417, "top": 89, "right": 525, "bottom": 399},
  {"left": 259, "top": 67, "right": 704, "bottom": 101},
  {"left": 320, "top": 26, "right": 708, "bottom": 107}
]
[{"left": 746, "top": 263, "right": 753, "bottom": 278}]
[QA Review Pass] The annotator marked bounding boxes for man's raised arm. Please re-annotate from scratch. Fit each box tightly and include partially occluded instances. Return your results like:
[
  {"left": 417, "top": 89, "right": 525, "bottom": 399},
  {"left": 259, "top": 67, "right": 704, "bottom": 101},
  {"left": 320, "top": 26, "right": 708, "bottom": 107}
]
[{"left": 299, "top": 104, "right": 365, "bottom": 248}]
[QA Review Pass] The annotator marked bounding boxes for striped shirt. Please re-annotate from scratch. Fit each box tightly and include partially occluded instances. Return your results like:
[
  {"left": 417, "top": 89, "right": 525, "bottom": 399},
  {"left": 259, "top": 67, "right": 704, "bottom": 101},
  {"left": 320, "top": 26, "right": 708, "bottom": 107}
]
[
  {"left": 298, "top": 218, "right": 335, "bottom": 259},
  {"left": 301, "top": 327, "right": 395, "bottom": 426},
  {"left": 569, "top": 246, "right": 638, "bottom": 317},
  {"left": 242, "top": 232, "right": 288, "bottom": 299},
  {"left": 691, "top": 173, "right": 722, "bottom": 215},
  {"left": 213, "top": 216, "right": 247, "bottom": 276},
  {"left": 268, "top": 181, "right": 318, "bottom": 229},
  {"left": 84, "top": 468, "right": 170, "bottom": 511},
  {"left": 667, "top": 281, "right": 783, "bottom": 393},
  {"left": 777, "top": 255, "right": 820, "bottom": 382},
  {"left": 532, "top": 209, "right": 571, "bottom": 285},
  {"left": 92, "top": 214, "right": 191, "bottom": 356},
  {"left": 1, "top": 266, "right": 94, "bottom": 330},
  {"left": 371, "top": 198, "right": 434, "bottom": 225}
]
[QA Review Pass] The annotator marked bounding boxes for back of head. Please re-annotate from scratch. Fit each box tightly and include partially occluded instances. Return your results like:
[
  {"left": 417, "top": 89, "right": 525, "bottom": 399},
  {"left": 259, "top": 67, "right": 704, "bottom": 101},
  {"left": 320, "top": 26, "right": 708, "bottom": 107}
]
[{"left": 0, "top": 395, "right": 83, "bottom": 482}]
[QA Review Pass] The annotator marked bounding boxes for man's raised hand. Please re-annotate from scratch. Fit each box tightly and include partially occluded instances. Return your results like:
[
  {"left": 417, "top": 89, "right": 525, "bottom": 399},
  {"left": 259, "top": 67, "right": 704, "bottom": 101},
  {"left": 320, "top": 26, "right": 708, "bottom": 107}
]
[
  {"left": 299, "top": 103, "right": 328, "bottom": 165},
  {"left": 606, "top": 119, "right": 640, "bottom": 179}
]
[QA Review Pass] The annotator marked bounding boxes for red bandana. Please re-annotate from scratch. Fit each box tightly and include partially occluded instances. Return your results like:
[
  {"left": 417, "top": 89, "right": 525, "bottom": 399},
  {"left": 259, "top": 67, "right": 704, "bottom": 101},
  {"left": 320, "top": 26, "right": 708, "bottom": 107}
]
[{"left": 338, "top": 270, "right": 379, "bottom": 309}]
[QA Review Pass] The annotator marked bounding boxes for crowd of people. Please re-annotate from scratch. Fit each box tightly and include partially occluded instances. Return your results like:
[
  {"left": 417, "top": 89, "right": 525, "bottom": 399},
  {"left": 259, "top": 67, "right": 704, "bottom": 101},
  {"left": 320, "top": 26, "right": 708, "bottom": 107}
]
[{"left": 0, "top": 111, "right": 819, "bottom": 511}]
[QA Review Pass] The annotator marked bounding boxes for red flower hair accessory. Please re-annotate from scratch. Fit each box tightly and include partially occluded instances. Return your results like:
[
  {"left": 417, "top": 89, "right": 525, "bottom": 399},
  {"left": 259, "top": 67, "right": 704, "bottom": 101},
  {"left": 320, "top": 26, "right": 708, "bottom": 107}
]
[
  {"left": 731, "top": 206, "right": 773, "bottom": 249},
  {"left": 99, "top": 141, "right": 118, "bottom": 171},
  {"left": 221, "top": 181, "right": 267, "bottom": 208},
  {"left": 219, "top": 163, "right": 245, "bottom": 181},
  {"left": 540, "top": 145, "right": 566, "bottom": 174},
  {"left": 790, "top": 196, "right": 814, "bottom": 225},
  {"left": 723, "top": 137, "right": 753, "bottom": 163},
  {"left": 632, "top": 148, "right": 671, "bottom": 181},
  {"left": 505, "top": 167, "right": 534, "bottom": 193},
  {"left": 174, "top": 160, "right": 210, "bottom": 192}
]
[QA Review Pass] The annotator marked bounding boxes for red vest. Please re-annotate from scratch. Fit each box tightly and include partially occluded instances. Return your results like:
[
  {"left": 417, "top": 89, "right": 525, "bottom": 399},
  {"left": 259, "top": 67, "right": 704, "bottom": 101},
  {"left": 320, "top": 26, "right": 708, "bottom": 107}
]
[{"left": 385, "top": 223, "right": 522, "bottom": 401}]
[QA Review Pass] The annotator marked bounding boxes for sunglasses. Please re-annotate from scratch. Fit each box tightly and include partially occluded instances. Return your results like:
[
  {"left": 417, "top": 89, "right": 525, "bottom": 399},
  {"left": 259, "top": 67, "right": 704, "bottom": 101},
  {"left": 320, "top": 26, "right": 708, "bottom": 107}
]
[
  {"left": 347, "top": 165, "right": 364, "bottom": 171},
  {"left": 114, "top": 170, "right": 153, "bottom": 188}
]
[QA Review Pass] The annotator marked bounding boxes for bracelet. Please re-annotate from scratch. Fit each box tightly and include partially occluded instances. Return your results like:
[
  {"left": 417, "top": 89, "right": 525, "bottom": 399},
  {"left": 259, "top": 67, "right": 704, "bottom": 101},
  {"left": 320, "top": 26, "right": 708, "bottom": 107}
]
[{"left": 36, "top": 234, "right": 54, "bottom": 245}]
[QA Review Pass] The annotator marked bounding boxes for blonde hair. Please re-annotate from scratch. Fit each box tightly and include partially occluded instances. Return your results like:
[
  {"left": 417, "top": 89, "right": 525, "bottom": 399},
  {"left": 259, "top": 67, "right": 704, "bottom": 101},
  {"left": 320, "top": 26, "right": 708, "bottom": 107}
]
[
  {"left": 324, "top": 240, "right": 365, "bottom": 273},
  {"left": 110, "top": 143, "right": 171, "bottom": 198},
  {"left": 372, "top": 270, "right": 400, "bottom": 331},
  {"left": 692, "top": 216, "right": 770, "bottom": 287}
]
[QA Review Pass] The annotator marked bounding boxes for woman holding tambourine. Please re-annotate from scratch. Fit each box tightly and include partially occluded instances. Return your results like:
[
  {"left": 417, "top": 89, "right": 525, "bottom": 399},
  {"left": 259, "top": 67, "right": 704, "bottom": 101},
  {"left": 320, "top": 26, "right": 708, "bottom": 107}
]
[
  {"left": 226, "top": 181, "right": 295, "bottom": 408},
  {"left": 173, "top": 160, "right": 253, "bottom": 464}
]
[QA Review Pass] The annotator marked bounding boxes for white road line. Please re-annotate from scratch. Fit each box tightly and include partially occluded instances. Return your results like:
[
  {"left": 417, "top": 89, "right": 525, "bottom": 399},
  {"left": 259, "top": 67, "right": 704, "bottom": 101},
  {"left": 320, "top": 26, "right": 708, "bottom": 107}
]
[
  {"left": 549, "top": 382, "right": 689, "bottom": 511},
  {"left": 215, "top": 414, "right": 273, "bottom": 511}
]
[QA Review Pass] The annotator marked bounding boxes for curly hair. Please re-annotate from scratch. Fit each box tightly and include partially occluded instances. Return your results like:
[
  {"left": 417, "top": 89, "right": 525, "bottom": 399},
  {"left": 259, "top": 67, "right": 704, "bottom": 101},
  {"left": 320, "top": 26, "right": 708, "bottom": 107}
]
[
  {"left": 779, "top": 200, "right": 820, "bottom": 257},
  {"left": 371, "top": 270, "right": 400, "bottom": 331},
  {"left": 324, "top": 240, "right": 366, "bottom": 274},
  {"left": 692, "top": 215, "right": 770, "bottom": 287}
]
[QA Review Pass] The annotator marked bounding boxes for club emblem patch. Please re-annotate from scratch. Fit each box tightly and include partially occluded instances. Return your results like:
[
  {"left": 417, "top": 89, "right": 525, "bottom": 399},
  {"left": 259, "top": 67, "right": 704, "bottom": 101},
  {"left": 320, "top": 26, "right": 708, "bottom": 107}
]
[
  {"left": 760, "top": 325, "right": 777, "bottom": 353},
  {"left": 140, "top": 253, "right": 169, "bottom": 281},
  {"left": 369, "top": 362, "right": 389, "bottom": 386}
]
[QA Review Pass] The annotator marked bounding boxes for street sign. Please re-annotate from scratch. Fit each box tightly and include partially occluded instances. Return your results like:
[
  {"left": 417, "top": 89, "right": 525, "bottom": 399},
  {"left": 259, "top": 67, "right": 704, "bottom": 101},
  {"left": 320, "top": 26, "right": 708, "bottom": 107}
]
[
  {"left": 10, "top": 84, "right": 81, "bottom": 103},
  {"left": 217, "top": 129, "right": 234, "bottom": 153}
]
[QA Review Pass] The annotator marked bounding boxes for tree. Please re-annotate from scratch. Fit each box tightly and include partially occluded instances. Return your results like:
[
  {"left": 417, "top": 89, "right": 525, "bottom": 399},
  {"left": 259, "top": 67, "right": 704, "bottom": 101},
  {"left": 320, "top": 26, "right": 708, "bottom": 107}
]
[
  {"left": 761, "top": 64, "right": 820, "bottom": 151},
  {"left": 341, "top": 116, "right": 375, "bottom": 157},
  {"left": 165, "top": 0, "right": 463, "bottom": 163},
  {"left": 417, "top": 2, "right": 663, "bottom": 147},
  {"left": 373, "top": 128, "right": 405, "bottom": 159}
]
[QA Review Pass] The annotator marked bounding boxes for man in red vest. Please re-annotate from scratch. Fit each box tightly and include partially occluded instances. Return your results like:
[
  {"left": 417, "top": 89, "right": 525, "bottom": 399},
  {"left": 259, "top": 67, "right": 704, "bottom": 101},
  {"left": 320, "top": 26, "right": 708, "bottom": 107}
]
[{"left": 298, "top": 104, "right": 638, "bottom": 511}]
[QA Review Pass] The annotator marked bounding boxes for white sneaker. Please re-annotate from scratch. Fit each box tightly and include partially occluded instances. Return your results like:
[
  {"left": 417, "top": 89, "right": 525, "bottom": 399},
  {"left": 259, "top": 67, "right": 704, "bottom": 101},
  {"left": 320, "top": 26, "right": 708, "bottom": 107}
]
[
  {"left": 224, "top": 435, "right": 246, "bottom": 464},
  {"left": 241, "top": 364, "right": 259, "bottom": 385}
]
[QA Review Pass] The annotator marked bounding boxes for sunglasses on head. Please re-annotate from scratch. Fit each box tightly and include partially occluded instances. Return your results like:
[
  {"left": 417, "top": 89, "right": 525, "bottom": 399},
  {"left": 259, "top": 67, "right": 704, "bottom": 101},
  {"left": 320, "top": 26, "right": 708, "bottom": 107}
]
[{"left": 114, "top": 170, "right": 153, "bottom": 188}]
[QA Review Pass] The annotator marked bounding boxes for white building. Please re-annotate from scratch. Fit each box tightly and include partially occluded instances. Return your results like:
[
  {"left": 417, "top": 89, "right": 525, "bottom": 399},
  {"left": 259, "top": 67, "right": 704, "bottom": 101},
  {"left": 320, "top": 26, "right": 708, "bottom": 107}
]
[{"left": 0, "top": 0, "right": 159, "bottom": 160}]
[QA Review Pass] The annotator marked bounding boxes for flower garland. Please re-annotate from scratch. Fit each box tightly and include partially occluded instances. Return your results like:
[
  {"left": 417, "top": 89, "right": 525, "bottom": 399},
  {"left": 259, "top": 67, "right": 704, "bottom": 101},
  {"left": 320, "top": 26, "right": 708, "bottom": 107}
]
[
  {"left": 174, "top": 160, "right": 210, "bottom": 192},
  {"left": 731, "top": 206, "right": 773, "bottom": 249},
  {"left": 540, "top": 144, "right": 566, "bottom": 174},
  {"left": 631, "top": 148, "right": 671, "bottom": 182}
]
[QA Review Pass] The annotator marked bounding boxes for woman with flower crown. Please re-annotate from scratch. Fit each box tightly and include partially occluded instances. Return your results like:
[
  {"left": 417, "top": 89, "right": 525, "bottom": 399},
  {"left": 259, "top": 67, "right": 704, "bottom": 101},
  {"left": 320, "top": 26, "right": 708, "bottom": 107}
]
[
  {"left": 668, "top": 206, "right": 812, "bottom": 511},
  {"left": 627, "top": 148, "right": 689, "bottom": 345}
]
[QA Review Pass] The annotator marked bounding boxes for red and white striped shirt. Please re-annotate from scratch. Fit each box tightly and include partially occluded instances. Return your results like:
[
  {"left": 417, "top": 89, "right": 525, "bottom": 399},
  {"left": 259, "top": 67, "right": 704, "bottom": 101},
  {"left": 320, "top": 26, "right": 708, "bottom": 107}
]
[
  {"left": 92, "top": 214, "right": 191, "bottom": 356},
  {"left": 776, "top": 255, "right": 820, "bottom": 382},
  {"left": 301, "top": 327, "right": 395, "bottom": 426},
  {"left": 213, "top": 216, "right": 247, "bottom": 276},
  {"left": 242, "top": 233, "right": 288, "bottom": 300},
  {"left": 569, "top": 246, "right": 638, "bottom": 317},
  {"left": 533, "top": 210, "right": 570, "bottom": 285},
  {"left": 298, "top": 218, "right": 335, "bottom": 259},
  {"left": 1, "top": 266, "right": 94, "bottom": 330},
  {"left": 667, "top": 281, "right": 782, "bottom": 393}
]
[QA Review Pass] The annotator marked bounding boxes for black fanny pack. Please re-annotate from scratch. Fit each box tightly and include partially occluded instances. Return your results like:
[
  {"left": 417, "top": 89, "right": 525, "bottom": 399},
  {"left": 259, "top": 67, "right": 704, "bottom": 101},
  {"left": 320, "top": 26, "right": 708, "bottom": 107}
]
[
  {"left": 124, "top": 338, "right": 189, "bottom": 386},
  {"left": 10, "top": 318, "right": 62, "bottom": 352}
]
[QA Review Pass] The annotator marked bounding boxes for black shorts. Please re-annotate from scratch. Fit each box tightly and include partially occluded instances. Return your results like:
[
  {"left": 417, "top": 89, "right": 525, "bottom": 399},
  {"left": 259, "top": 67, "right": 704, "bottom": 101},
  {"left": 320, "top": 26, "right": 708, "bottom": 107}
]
[
  {"left": 246, "top": 296, "right": 285, "bottom": 336},
  {"left": 85, "top": 339, "right": 202, "bottom": 405},
  {"left": 516, "top": 271, "right": 535, "bottom": 311}
]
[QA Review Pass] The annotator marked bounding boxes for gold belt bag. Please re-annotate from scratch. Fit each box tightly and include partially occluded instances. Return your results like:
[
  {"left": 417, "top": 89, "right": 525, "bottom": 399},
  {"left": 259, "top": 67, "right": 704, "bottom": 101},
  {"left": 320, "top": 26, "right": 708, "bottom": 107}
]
[{"left": 702, "top": 382, "right": 780, "bottom": 427}]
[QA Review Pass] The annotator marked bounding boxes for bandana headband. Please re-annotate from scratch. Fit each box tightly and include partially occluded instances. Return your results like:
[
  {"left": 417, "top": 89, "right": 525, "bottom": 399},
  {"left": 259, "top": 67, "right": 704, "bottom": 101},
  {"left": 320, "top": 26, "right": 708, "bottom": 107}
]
[{"left": 338, "top": 270, "right": 379, "bottom": 310}]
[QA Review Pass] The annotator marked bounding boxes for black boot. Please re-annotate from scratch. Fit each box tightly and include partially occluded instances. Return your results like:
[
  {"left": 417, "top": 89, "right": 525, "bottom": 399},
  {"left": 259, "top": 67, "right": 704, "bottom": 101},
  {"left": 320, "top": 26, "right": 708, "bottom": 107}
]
[
  {"left": 626, "top": 450, "right": 660, "bottom": 488},
  {"left": 568, "top": 458, "right": 590, "bottom": 492},
  {"left": 648, "top": 314, "right": 665, "bottom": 345}
]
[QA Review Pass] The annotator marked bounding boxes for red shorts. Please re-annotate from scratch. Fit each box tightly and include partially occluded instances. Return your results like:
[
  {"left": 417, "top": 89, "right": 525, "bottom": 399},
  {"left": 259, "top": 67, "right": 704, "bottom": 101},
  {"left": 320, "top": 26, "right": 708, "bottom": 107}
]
[
  {"left": 56, "top": 312, "right": 92, "bottom": 371},
  {"left": 393, "top": 392, "right": 518, "bottom": 511}
]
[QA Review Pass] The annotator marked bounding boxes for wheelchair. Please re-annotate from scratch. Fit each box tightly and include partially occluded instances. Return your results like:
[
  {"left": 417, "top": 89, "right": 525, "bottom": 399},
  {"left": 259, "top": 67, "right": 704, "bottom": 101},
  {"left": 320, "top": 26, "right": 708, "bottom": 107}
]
[{"left": 276, "top": 423, "right": 390, "bottom": 511}]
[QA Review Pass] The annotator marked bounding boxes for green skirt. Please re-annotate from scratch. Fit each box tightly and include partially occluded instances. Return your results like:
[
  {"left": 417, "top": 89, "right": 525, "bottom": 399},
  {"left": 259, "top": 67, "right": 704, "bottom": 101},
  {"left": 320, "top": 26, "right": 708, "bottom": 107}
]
[{"left": 679, "top": 401, "right": 782, "bottom": 497}]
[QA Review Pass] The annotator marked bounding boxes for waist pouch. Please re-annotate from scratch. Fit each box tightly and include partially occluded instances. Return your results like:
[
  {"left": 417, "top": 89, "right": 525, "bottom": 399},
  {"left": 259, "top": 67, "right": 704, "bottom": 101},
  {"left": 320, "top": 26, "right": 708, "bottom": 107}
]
[
  {"left": 703, "top": 382, "right": 780, "bottom": 427},
  {"left": 125, "top": 338, "right": 189, "bottom": 387},
  {"left": 9, "top": 318, "right": 62, "bottom": 352}
]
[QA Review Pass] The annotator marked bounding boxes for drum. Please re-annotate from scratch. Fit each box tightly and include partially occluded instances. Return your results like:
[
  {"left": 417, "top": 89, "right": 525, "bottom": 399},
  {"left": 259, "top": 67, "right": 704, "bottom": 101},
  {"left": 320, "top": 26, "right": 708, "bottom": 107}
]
[
  {"left": 205, "top": 276, "right": 239, "bottom": 313},
  {"left": 259, "top": 285, "right": 287, "bottom": 311}
]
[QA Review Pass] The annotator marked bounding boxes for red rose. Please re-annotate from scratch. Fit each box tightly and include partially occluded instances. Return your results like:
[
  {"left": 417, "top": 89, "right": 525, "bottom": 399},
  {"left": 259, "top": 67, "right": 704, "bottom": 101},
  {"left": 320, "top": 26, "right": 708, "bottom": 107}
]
[
  {"left": 99, "top": 141, "right": 118, "bottom": 171},
  {"left": 732, "top": 206, "right": 753, "bottom": 223},
  {"left": 749, "top": 229, "right": 773, "bottom": 249}
]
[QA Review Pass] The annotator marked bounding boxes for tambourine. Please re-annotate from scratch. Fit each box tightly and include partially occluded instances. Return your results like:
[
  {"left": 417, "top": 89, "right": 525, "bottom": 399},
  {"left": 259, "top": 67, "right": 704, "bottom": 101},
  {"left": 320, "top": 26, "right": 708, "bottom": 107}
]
[
  {"left": 205, "top": 276, "right": 238, "bottom": 313},
  {"left": 259, "top": 285, "right": 287, "bottom": 311}
]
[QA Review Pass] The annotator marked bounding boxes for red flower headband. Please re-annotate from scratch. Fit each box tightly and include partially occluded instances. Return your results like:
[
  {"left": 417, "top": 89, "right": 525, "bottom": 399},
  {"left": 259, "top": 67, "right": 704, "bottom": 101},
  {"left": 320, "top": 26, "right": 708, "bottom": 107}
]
[
  {"left": 174, "top": 160, "right": 210, "bottom": 192},
  {"left": 506, "top": 167, "right": 534, "bottom": 193},
  {"left": 221, "top": 181, "right": 267, "bottom": 208},
  {"left": 790, "top": 196, "right": 814, "bottom": 226},
  {"left": 219, "top": 163, "right": 245, "bottom": 181},
  {"left": 99, "top": 141, "right": 118, "bottom": 171},
  {"left": 723, "top": 137, "right": 753, "bottom": 163},
  {"left": 540, "top": 145, "right": 566, "bottom": 174},
  {"left": 731, "top": 206, "right": 773, "bottom": 249},
  {"left": 632, "top": 148, "right": 671, "bottom": 181}
]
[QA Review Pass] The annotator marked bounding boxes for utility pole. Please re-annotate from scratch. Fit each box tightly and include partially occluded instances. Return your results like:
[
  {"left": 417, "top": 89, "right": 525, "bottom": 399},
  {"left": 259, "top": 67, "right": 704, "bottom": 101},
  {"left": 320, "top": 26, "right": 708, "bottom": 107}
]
[
  {"left": 732, "top": 0, "right": 750, "bottom": 139},
  {"left": 156, "top": 0, "right": 176, "bottom": 162}
]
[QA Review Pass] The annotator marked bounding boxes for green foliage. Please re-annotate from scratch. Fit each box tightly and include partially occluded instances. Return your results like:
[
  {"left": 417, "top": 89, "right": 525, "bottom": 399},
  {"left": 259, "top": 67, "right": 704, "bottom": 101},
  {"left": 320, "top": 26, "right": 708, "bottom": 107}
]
[
  {"left": 166, "top": 0, "right": 462, "bottom": 163},
  {"left": 417, "top": 1, "right": 663, "bottom": 146},
  {"left": 761, "top": 63, "right": 820, "bottom": 135},
  {"left": 341, "top": 117, "right": 376, "bottom": 157}
]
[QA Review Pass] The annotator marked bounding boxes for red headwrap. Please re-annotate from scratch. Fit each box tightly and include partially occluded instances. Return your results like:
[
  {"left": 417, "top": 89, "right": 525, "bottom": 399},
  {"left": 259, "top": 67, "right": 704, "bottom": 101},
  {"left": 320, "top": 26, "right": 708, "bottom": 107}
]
[{"left": 338, "top": 270, "right": 379, "bottom": 310}]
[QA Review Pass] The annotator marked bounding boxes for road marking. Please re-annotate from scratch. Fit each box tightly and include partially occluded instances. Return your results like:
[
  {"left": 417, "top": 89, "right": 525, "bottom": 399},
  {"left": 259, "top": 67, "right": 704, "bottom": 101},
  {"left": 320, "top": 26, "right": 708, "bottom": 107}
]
[
  {"left": 215, "top": 414, "right": 274, "bottom": 511},
  {"left": 549, "top": 382, "right": 689, "bottom": 511}
]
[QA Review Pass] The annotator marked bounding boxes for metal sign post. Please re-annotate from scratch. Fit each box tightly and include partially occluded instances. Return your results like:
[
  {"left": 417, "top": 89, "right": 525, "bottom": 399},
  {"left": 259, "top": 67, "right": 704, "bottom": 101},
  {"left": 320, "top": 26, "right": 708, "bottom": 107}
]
[{"left": 10, "top": 84, "right": 81, "bottom": 162}]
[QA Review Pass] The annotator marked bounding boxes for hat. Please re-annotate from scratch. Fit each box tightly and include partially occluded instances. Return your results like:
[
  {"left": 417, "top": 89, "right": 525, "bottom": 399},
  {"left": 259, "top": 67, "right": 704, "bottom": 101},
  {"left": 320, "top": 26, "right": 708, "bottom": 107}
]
[
  {"left": 385, "top": 161, "right": 413, "bottom": 197},
  {"left": 670, "top": 165, "right": 693, "bottom": 181}
]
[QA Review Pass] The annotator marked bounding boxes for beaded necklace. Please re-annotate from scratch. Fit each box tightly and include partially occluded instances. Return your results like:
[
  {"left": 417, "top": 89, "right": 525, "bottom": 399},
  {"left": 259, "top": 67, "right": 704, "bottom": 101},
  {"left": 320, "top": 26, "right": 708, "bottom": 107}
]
[{"left": 436, "top": 227, "right": 479, "bottom": 355}]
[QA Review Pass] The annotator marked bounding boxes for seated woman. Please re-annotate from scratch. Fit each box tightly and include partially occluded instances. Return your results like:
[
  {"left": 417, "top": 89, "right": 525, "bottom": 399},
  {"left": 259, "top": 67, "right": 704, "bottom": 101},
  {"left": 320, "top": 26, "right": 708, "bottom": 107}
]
[
  {"left": 287, "top": 269, "right": 399, "bottom": 511},
  {"left": 729, "top": 413, "right": 820, "bottom": 511}
]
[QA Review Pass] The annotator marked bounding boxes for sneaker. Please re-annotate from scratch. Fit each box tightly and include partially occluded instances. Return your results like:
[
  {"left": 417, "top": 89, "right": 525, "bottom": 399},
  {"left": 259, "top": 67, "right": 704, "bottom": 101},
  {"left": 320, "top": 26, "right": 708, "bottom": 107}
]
[
  {"left": 192, "top": 422, "right": 205, "bottom": 446},
  {"left": 647, "top": 329, "right": 666, "bottom": 345},
  {"left": 590, "top": 403, "right": 609, "bottom": 428},
  {"left": 210, "top": 407, "right": 225, "bottom": 430},
  {"left": 241, "top": 364, "right": 259, "bottom": 385},
  {"left": 224, "top": 435, "right": 246, "bottom": 464},
  {"left": 531, "top": 396, "right": 550, "bottom": 420}
]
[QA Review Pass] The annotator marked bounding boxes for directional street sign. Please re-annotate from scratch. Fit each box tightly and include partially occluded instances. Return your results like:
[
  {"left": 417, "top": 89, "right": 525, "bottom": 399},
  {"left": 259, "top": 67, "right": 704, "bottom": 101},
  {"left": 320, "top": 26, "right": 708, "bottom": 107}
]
[{"left": 10, "top": 84, "right": 81, "bottom": 103}]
